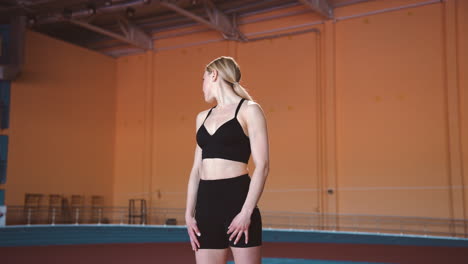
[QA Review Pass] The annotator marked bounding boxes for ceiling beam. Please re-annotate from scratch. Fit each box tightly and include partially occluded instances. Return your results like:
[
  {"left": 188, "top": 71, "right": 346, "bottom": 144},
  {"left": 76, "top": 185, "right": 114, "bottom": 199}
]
[
  {"left": 158, "top": 0, "right": 246, "bottom": 41},
  {"left": 298, "top": 0, "right": 334, "bottom": 19},
  {"left": 117, "top": 15, "right": 153, "bottom": 49},
  {"left": 67, "top": 18, "right": 153, "bottom": 50},
  {"left": 21, "top": 0, "right": 153, "bottom": 50},
  {"left": 31, "top": 0, "right": 150, "bottom": 26},
  {"left": 203, "top": 0, "right": 247, "bottom": 41}
]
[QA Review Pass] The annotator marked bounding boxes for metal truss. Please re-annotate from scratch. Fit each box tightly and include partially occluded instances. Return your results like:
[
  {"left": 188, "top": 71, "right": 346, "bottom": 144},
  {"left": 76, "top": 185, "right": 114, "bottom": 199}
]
[
  {"left": 298, "top": 0, "right": 334, "bottom": 19},
  {"left": 158, "top": 0, "right": 247, "bottom": 41}
]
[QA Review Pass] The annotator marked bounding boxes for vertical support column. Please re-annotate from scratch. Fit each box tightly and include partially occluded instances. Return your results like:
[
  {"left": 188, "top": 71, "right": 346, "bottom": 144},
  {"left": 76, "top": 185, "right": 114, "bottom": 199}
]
[
  {"left": 315, "top": 29, "right": 325, "bottom": 227},
  {"left": 321, "top": 20, "right": 339, "bottom": 226},
  {"left": 442, "top": 0, "right": 466, "bottom": 234},
  {"left": 151, "top": 53, "right": 161, "bottom": 209},
  {"left": 143, "top": 51, "right": 155, "bottom": 219}
]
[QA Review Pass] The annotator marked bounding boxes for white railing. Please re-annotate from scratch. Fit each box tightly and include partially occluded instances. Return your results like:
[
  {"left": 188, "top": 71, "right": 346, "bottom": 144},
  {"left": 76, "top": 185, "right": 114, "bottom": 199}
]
[{"left": 3, "top": 205, "right": 467, "bottom": 238}]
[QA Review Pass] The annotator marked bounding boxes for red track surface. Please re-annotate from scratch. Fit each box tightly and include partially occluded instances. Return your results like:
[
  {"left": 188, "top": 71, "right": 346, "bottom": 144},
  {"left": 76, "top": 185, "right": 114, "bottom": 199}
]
[{"left": 2, "top": 242, "right": 468, "bottom": 264}]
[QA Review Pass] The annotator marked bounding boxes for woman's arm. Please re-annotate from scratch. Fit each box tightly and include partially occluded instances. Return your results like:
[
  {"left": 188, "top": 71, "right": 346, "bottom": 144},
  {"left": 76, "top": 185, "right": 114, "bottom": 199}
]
[
  {"left": 227, "top": 101, "right": 270, "bottom": 244},
  {"left": 240, "top": 102, "right": 270, "bottom": 215},
  {"left": 185, "top": 111, "right": 205, "bottom": 251},
  {"left": 185, "top": 111, "right": 204, "bottom": 218},
  {"left": 185, "top": 146, "right": 202, "bottom": 218}
]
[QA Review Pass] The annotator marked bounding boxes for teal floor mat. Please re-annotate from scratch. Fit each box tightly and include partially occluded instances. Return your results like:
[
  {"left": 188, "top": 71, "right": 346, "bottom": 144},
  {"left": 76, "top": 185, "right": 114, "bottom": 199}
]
[{"left": 227, "top": 258, "right": 392, "bottom": 264}]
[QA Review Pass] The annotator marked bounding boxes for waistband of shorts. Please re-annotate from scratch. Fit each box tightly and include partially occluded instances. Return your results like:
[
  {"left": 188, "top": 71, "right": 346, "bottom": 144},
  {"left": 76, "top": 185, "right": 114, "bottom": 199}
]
[{"left": 199, "top": 173, "right": 250, "bottom": 183}]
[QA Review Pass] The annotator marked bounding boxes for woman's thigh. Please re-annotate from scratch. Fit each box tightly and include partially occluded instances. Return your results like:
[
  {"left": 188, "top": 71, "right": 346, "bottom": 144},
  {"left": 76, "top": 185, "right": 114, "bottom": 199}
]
[
  {"left": 195, "top": 248, "right": 229, "bottom": 264},
  {"left": 231, "top": 245, "right": 262, "bottom": 264}
]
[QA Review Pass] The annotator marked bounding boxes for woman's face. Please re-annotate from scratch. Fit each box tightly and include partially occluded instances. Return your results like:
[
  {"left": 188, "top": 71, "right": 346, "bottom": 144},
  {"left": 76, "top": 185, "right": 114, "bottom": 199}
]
[{"left": 202, "top": 70, "right": 214, "bottom": 102}]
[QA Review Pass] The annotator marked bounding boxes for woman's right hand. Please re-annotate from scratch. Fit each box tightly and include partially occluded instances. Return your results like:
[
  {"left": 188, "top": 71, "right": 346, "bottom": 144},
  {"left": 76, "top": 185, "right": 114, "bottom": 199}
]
[{"left": 186, "top": 215, "right": 201, "bottom": 251}]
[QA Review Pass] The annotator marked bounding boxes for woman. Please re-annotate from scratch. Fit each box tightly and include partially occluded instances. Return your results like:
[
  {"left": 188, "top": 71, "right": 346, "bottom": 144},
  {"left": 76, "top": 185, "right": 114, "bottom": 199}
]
[{"left": 185, "top": 56, "right": 269, "bottom": 264}]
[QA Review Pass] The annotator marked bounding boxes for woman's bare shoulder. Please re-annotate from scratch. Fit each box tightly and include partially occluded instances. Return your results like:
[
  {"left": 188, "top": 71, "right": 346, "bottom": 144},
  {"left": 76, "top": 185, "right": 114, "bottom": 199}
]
[
  {"left": 197, "top": 108, "right": 212, "bottom": 119},
  {"left": 244, "top": 100, "right": 264, "bottom": 115},
  {"left": 195, "top": 107, "right": 212, "bottom": 127}
]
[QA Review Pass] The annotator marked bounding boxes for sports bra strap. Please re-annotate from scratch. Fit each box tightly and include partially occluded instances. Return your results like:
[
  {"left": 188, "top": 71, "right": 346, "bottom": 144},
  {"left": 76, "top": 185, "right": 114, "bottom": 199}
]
[
  {"left": 202, "top": 107, "right": 215, "bottom": 124},
  {"left": 235, "top": 98, "right": 246, "bottom": 118}
]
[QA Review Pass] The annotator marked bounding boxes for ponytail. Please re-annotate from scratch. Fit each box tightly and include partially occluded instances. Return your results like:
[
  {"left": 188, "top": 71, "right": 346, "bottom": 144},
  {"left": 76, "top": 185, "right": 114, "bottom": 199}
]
[
  {"left": 206, "top": 56, "right": 254, "bottom": 102},
  {"left": 233, "top": 82, "right": 253, "bottom": 101}
]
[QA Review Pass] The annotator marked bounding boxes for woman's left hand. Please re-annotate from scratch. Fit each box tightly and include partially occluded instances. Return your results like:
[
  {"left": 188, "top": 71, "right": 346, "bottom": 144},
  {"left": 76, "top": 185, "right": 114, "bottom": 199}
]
[{"left": 227, "top": 210, "right": 252, "bottom": 245}]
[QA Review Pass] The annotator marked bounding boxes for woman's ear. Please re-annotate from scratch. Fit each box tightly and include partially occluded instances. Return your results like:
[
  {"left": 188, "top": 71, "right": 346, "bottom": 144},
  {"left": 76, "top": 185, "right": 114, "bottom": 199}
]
[{"left": 211, "top": 69, "right": 218, "bottom": 81}]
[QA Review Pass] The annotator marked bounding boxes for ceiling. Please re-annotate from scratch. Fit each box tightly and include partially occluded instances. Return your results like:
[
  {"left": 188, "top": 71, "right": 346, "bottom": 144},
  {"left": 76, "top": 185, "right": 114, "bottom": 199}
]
[{"left": 0, "top": 0, "right": 374, "bottom": 57}]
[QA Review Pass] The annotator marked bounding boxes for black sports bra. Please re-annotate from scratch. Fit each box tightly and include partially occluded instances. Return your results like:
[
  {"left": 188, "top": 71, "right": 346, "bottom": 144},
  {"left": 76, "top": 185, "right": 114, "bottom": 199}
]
[{"left": 196, "top": 98, "right": 251, "bottom": 164}]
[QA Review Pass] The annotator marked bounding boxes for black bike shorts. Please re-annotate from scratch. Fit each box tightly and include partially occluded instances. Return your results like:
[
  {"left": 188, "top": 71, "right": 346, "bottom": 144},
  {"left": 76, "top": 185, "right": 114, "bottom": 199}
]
[{"left": 194, "top": 173, "right": 262, "bottom": 249}]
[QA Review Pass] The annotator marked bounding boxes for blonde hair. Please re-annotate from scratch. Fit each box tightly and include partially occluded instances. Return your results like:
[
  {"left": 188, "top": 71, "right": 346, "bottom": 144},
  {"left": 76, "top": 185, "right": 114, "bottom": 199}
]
[{"left": 205, "top": 56, "right": 253, "bottom": 101}]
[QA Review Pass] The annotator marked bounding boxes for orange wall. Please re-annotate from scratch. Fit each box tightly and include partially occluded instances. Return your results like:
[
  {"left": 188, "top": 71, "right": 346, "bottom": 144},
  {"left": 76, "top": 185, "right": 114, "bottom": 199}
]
[
  {"left": 2, "top": 31, "right": 116, "bottom": 207},
  {"left": 1, "top": 0, "right": 466, "bottom": 222},
  {"left": 335, "top": 0, "right": 449, "bottom": 217},
  {"left": 113, "top": 53, "right": 151, "bottom": 207},
  {"left": 459, "top": 0, "right": 468, "bottom": 222},
  {"left": 113, "top": 0, "right": 468, "bottom": 222}
]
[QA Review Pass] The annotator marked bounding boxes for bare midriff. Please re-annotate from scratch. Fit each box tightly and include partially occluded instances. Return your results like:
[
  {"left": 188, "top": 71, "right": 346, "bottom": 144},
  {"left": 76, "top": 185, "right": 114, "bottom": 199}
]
[{"left": 200, "top": 158, "right": 249, "bottom": 180}]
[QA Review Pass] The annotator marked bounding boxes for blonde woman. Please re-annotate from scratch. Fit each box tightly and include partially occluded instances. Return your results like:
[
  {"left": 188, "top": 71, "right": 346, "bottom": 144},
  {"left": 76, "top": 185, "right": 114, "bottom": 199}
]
[{"left": 185, "top": 56, "right": 269, "bottom": 264}]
